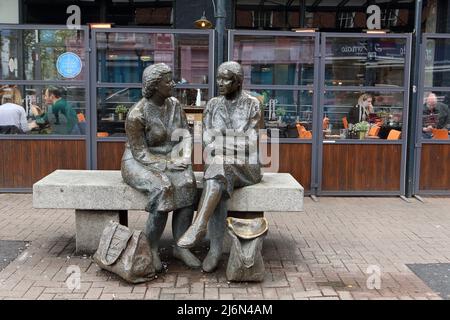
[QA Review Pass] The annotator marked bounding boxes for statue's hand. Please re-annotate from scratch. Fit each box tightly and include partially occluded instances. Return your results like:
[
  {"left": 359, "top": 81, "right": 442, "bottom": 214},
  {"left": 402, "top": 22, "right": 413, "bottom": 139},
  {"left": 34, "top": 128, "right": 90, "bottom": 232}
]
[
  {"left": 146, "top": 160, "right": 167, "bottom": 172},
  {"left": 167, "top": 159, "right": 187, "bottom": 171}
]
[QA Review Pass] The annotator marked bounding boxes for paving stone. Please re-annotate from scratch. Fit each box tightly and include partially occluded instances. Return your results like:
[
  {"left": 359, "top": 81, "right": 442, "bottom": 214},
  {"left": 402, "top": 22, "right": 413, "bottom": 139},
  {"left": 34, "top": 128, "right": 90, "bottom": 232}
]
[{"left": 1, "top": 194, "right": 450, "bottom": 300}]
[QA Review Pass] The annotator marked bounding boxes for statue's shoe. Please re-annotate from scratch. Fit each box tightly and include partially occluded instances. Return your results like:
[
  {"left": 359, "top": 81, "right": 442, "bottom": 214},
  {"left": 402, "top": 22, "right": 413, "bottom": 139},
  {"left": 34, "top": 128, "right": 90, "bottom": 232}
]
[
  {"left": 176, "top": 226, "right": 207, "bottom": 248},
  {"left": 202, "top": 251, "right": 221, "bottom": 273},
  {"left": 173, "top": 247, "right": 201, "bottom": 268}
]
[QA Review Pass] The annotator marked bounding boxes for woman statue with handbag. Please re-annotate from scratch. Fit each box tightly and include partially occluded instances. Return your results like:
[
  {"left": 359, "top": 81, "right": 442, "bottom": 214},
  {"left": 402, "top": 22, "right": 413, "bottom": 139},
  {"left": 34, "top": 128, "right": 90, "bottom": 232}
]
[
  {"left": 121, "top": 63, "right": 200, "bottom": 272},
  {"left": 177, "top": 61, "right": 263, "bottom": 272}
]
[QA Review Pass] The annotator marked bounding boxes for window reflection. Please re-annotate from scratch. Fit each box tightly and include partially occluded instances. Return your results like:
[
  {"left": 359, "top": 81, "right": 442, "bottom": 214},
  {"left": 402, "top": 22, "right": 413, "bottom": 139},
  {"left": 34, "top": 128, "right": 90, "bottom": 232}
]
[
  {"left": 0, "top": 29, "right": 85, "bottom": 81},
  {"left": 424, "top": 39, "right": 450, "bottom": 88},
  {"left": 96, "top": 33, "right": 210, "bottom": 84},
  {"left": 233, "top": 36, "right": 315, "bottom": 86},
  {"left": 325, "top": 37, "right": 406, "bottom": 87}
]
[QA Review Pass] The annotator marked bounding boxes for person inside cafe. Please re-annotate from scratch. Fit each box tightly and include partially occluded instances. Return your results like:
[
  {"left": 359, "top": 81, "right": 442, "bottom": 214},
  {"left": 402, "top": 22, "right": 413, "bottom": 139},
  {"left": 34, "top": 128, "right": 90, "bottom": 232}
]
[
  {"left": 31, "top": 86, "right": 80, "bottom": 135},
  {"left": 348, "top": 93, "right": 374, "bottom": 124},
  {"left": 0, "top": 86, "right": 35, "bottom": 134},
  {"left": 422, "top": 92, "right": 449, "bottom": 138}
]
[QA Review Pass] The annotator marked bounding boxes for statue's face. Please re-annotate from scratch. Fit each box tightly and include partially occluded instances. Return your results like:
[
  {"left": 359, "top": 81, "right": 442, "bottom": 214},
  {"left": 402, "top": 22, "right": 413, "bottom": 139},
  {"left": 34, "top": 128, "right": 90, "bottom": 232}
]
[
  {"left": 156, "top": 72, "right": 175, "bottom": 98},
  {"left": 217, "top": 69, "right": 239, "bottom": 97}
]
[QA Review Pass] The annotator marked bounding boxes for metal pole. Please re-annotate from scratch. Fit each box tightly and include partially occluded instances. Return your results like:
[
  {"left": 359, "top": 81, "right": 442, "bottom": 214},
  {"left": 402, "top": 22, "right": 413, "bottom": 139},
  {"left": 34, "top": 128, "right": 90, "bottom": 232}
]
[
  {"left": 214, "top": 0, "right": 226, "bottom": 67},
  {"left": 405, "top": 0, "right": 422, "bottom": 197}
]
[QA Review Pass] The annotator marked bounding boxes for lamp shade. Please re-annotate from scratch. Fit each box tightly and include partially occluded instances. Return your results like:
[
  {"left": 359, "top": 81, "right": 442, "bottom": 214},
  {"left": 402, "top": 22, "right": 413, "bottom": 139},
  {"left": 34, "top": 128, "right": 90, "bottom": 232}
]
[{"left": 194, "top": 11, "right": 213, "bottom": 29}]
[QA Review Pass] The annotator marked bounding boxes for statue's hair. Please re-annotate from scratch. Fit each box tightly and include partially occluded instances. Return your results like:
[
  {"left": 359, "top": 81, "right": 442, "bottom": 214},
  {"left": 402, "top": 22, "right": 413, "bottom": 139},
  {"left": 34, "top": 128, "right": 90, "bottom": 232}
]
[
  {"left": 217, "top": 61, "right": 244, "bottom": 86},
  {"left": 142, "top": 63, "right": 172, "bottom": 99}
]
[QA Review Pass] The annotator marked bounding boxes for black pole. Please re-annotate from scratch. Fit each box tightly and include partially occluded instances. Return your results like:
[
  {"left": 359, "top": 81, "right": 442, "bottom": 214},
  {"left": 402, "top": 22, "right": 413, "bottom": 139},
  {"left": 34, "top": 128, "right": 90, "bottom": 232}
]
[
  {"left": 405, "top": 0, "right": 422, "bottom": 197},
  {"left": 214, "top": 0, "right": 226, "bottom": 67}
]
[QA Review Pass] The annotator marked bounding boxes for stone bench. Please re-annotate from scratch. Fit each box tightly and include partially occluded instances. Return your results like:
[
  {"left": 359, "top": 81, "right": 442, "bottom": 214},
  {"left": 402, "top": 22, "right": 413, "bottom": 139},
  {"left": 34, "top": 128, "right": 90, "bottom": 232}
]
[{"left": 33, "top": 170, "right": 304, "bottom": 254}]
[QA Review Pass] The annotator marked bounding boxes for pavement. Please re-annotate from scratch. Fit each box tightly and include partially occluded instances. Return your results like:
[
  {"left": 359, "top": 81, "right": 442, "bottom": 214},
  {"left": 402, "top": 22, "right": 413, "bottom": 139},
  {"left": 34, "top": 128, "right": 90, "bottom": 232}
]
[{"left": 0, "top": 193, "right": 449, "bottom": 300}]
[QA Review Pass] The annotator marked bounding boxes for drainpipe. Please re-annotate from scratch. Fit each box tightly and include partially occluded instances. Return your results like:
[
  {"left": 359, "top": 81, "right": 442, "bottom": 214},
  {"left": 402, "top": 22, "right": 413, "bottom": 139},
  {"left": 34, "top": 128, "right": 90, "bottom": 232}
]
[
  {"left": 406, "top": 0, "right": 422, "bottom": 197},
  {"left": 213, "top": 0, "right": 226, "bottom": 67}
]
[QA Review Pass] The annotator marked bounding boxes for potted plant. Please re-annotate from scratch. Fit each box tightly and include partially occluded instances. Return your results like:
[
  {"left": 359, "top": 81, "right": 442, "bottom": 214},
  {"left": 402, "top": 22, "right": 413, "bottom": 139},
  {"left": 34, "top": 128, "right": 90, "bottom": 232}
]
[
  {"left": 115, "top": 104, "right": 128, "bottom": 120},
  {"left": 275, "top": 107, "right": 286, "bottom": 124},
  {"left": 354, "top": 121, "right": 369, "bottom": 139}
]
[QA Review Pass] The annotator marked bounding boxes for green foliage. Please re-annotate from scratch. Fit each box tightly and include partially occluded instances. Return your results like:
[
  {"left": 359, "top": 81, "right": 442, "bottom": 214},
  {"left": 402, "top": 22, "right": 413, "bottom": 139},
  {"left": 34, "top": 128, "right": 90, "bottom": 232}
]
[
  {"left": 115, "top": 104, "right": 128, "bottom": 114},
  {"left": 275, "top": 107, "right": 286, "bottom": 117},
  {"left": 354, "top": 121, "right": 369, "bottom": 132}
]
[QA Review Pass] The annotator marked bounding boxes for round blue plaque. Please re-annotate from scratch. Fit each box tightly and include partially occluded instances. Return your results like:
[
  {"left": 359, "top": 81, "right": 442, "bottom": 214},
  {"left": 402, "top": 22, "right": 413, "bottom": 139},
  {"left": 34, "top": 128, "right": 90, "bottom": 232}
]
[{"left": 56, "top": 52, "right": 82, "bottom": 78}]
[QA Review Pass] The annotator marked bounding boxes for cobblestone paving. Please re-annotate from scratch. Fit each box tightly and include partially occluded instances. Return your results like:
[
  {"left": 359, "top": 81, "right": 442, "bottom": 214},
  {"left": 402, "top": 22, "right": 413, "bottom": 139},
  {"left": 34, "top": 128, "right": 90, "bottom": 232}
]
[{"left": 0, "top": 194, "right": 449, "bottom": 300}]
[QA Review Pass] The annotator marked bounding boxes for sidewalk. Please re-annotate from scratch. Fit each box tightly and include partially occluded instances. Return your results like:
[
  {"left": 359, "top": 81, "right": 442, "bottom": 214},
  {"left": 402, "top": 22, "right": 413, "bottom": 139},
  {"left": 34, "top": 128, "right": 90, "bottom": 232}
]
[{"left": 0, "top": 193, "right": 449, "bottom": 300}]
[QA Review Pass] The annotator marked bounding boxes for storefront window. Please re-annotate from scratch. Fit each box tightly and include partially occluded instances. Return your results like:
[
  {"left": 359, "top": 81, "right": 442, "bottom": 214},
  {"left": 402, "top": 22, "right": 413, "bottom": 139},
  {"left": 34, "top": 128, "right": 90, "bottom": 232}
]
[
  {"left": 0, "top": 85, "right": 86, "bottom": 135},
  {"left": 424, "top": 38, "right": 450, "bottom": 88},
  {"left": 96, "top": 86, "right": 209, "bottom": 137},
  {"left": 323, "top": 91, "right": 404, "bottom": 140},
  {"left": 325, "top": 37, "right": 407, "bottom": 87},
  {"left": 420, "top": 91, "right": 450, "bottom": 140},
  {"left": 0, "top": 29, "right": 86, "bottom": 81},
  {"left": 250, "top": 89, "right": 314, "bottom": 138},
  {"left": 96, "top": 32, "right": 209, "bottom": 84},
  {"left": 233, "top": 35, "right": 315, "bottom": 86}
]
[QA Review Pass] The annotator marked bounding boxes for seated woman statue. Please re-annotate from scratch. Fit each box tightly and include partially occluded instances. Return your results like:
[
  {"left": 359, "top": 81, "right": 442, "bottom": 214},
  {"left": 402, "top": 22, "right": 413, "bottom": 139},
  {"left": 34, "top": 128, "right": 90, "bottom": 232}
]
[
  {"left": 177, "top": 61, "right": 262, "bottom": 272},
  {"left": 121, "top": 63, "right": 201, "bottom": 272}
]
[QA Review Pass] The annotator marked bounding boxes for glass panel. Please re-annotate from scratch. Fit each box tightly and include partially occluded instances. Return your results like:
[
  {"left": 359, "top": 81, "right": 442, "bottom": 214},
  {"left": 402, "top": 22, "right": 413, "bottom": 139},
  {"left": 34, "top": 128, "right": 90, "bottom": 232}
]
[
  {"left": 0, "top": 29, "right": 86, "bottom": 81},
  {"left": 323, "top": 91, "right": 404, "bottom": 140},
  {"left": 0, "top": 85, "right": 86, "bottom": 135},
  {"left": 232, "top": 35, "right": 315, "bottom": 86},
  {"left": 96, "top": 32, "right": 210, "bottom": 84},
  {"left": 97, "top": 87, "right": 208, "bottom": 137},
  {"left": 424, "top": 38, "right": 450, "bottom": 87},
  {"left": 421, "top": 91, "right": 450, "bottom": 140},
  {"left": 97, "top": 87, "right": 140, "bottom": 137},
  {"left": 249, "top": 89, "right": 314, "bottom": 139},
  {"left": 325, "top": 37, "right": 406, "bottom": 87}
]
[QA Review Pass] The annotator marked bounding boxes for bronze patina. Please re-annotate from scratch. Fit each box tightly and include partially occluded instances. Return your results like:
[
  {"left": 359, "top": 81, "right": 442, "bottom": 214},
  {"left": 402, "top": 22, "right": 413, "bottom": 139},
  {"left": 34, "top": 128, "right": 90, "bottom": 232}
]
[
  {"left": 121, "top": 63, "right": 201, "bottom": 272},
  {"left": 177, "top": 61, "right": 263, "bottom": 272}
]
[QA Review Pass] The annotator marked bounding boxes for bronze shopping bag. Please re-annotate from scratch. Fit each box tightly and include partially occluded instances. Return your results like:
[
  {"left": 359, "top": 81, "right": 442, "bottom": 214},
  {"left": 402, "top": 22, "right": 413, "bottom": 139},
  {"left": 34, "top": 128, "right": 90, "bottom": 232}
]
[
  {"left": 93, "top": 220, "right": 156, "bottom": 283},
  {"left": 226, "top": 217, "right": 268, "bottom": 282}
]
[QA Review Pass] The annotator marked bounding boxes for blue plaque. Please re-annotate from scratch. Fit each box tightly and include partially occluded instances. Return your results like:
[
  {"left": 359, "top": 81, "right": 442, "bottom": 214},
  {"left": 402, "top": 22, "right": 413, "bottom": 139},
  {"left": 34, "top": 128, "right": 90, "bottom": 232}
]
[{"left": 56, "top": 52, "right": 82, "bottom": 78}]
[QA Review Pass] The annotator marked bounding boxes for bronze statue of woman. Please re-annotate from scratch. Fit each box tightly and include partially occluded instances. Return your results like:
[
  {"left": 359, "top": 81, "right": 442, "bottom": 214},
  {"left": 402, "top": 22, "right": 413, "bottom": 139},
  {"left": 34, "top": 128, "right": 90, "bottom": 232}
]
[
  {"left": 121, "top": 63, "right": 201, "bottom": 272},
  {"left": 177, "top": 61, "right": 262, "bottom": 272}
]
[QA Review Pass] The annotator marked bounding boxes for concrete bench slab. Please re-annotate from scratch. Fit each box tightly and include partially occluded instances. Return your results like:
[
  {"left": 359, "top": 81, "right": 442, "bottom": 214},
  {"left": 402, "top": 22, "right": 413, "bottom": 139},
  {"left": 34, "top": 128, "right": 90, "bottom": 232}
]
[
  {"left": 33, "top": 170, "right": 304, "bottom": 212},
  {"left": 32, "top": 170, "right": 304, "bottom": 254}
]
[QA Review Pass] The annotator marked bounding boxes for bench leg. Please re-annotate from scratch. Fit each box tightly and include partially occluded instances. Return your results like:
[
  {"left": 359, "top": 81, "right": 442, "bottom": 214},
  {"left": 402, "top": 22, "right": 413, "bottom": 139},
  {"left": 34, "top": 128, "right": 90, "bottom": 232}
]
[{"left": 75, "top": 209, "right": 128, "bottom": 255}]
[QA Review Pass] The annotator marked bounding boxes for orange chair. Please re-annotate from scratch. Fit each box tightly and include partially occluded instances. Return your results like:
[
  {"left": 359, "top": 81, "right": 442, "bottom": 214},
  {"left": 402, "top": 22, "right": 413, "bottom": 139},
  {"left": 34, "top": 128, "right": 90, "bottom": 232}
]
[
  {"left": 296, "top": 123, "right": 312, "bottom": 139},
  {"left": 342, "top": 116, "right": 349, "bottom": 129},
  {"left": 387, "top": 129, "right": 401, "bottom": 140},
  {"left": 368, "top": 126, "right": 380, "bottom": 137},
  {"left": 432, "top": 128, "right": 449, "bottom": 140},
  {"left": 301, "top": 131, "right": 312, "bottom": 139},
  {"left": 323, "top": 116, "right": 330, "bottom": 130}
]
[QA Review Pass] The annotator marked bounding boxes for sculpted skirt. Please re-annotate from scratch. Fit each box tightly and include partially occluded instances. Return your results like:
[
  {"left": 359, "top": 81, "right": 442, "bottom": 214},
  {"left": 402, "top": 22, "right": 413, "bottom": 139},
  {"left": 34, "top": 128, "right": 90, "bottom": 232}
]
[
  {"left": 203, "top": 154, "right": 262, "bottom": 198},
  {"left": 121, "top": 147, "right": 197, "bottom": 213}
]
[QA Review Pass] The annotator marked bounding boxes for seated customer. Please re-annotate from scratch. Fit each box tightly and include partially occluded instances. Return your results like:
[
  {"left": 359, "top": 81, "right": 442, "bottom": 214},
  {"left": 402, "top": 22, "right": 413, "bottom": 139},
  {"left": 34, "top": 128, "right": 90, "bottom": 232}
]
[
  {"left": 32, "top": 87, "right": 80, "bottom": 135},
  {"left": 422, "top": 92, "right": 449, "bottom": 138},
  {"left": 0, "top": 88, "right": 33, "bottom": 134},
  {"left": 348, "top": 93, "right": 374, "bottom": 124}
]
